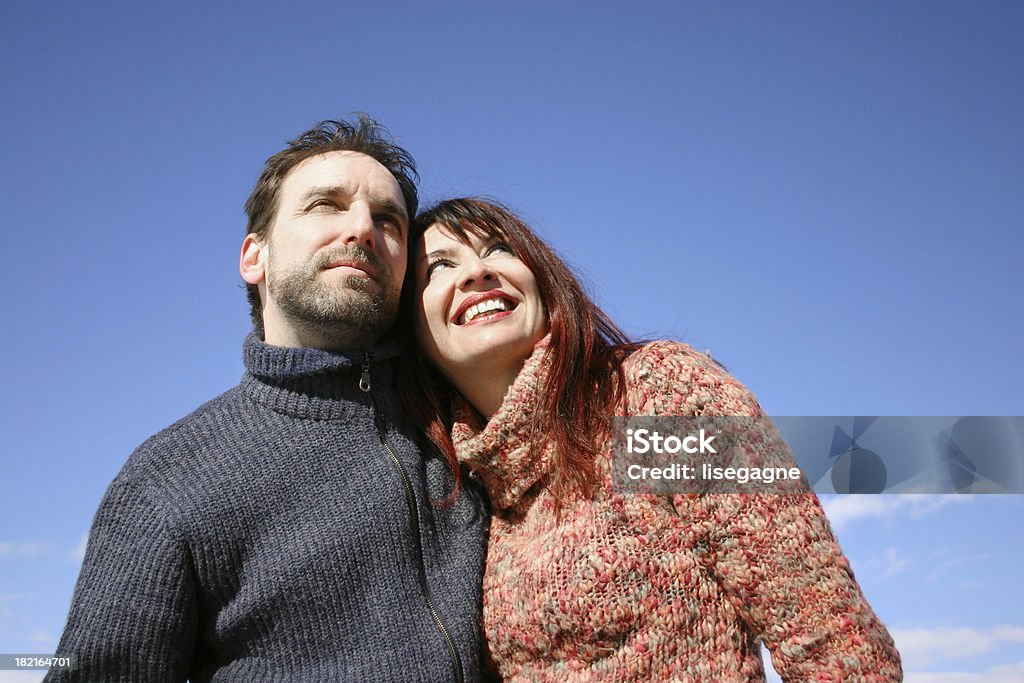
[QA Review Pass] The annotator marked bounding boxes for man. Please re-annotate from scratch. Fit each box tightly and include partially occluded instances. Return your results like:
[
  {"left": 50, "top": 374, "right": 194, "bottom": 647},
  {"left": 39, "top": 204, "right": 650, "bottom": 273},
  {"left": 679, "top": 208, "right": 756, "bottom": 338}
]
[{"left": 47, "top": 116, "right": 488, "bottom": 682}]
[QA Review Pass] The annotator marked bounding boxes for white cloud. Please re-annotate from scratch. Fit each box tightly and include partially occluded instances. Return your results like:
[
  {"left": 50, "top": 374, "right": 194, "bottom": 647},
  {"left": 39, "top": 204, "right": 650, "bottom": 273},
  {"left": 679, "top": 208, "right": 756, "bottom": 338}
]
[
  {"left": 0, "top": 594, "right": 23, "bottom": 620},
  {"left": 869, "top": 547, "right": 910, "bottom": 579},
  {"left": 892, "top": 625, "right": 1024, "bottom": 669},
  {"left": 0, "top": 597, "right": 57, "bottom": 653},
  {"left": 820, "top": 494, "right": 971, "bottom": 531},
  {"left": 25, "top": 630, "right": 53, "bottom": 647},
  {"left": 850, "top": 546, "right": 911, "bottom": 583},
  {"left": 905, "top": 659, "right": 1024, "bottom": 683},
  {"left": 0, "top": 543, "right": 55, "bottom": 559},
  {"left": 762, "top": 638, "right": 1024, "bottom": 682},
  {"left": 906, "top": 495, "right": 973, "bottom": 519},
  {"left": 70, "top": 535, "right": 88, "bottom": 563},
  {"left": 820, "top": 495, "right": 901, "bottom": 530},
  {"left": 763, "top": 633, "right": 1024, "bottom": 682},
  {"left": 924, "top": 551, "right": 995, "bottom": 585}
]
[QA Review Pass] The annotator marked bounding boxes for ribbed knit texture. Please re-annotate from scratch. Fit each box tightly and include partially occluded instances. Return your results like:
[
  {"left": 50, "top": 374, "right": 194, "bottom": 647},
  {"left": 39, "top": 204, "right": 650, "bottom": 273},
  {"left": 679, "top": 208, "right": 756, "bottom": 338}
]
[
  {"left": 47, "top": 333, "right": 488, "bottom": 682},
  {"left": 453, "top": 339, "right": 902, "bottom": 682}
]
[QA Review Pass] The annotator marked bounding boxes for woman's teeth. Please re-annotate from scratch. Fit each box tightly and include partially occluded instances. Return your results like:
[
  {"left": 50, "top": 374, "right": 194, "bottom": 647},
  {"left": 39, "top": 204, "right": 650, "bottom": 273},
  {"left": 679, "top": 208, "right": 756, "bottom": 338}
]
[{"left": 463, "top": 297, "right": 511, "bottom": 323}]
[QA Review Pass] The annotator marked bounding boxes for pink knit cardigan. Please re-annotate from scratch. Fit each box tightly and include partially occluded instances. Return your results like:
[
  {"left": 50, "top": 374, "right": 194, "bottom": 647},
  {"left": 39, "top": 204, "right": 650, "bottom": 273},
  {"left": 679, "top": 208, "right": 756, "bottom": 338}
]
[{"left": 451, "top": 339, "right": 902, "bottom": 682}]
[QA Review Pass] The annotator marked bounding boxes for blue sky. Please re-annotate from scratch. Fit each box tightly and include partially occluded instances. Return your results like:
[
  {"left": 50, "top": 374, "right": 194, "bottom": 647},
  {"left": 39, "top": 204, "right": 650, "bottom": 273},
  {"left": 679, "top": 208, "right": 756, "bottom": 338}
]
[{"left": 1, "top": 2, "right": 1022, "bottom": 680}]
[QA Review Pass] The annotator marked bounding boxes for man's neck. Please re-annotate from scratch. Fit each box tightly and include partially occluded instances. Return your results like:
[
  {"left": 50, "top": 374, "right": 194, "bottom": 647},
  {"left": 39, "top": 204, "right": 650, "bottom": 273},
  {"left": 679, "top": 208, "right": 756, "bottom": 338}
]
[{"left": 262, "top": 322, "right": 379, "bottom": 352}]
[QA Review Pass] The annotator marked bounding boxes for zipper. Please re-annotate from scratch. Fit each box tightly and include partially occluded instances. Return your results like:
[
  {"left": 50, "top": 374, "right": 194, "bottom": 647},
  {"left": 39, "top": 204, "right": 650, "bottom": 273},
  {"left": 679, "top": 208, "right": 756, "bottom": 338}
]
[{"left": 360, "top": 352, "right": 465, "bottom": 683}]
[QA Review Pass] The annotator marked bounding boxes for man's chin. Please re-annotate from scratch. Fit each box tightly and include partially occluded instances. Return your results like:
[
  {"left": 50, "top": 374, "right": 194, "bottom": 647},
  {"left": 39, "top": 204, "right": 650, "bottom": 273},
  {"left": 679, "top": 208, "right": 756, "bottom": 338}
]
[{"left": 326, "top": 274, "right": 391, "bottom": 300}]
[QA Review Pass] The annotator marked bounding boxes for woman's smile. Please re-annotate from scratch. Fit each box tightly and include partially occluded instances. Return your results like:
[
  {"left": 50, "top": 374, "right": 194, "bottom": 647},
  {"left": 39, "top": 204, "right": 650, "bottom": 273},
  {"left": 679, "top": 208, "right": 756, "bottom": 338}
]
[{"left": 453, "top": 291, "right": 518, "bottom": 325}]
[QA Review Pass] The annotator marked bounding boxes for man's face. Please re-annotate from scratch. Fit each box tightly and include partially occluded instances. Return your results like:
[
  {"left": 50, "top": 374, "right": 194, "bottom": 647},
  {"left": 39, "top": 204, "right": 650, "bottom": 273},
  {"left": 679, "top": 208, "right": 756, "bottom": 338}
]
[{"left": 242, "top": 151, "right": 409, "bottom": 349}]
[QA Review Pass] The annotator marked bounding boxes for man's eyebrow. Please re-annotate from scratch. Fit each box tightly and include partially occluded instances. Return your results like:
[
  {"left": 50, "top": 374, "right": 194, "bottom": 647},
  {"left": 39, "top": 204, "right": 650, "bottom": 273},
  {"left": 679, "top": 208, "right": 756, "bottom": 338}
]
[
  {"left": 297, "top": 186, "right": 408, "bottom": 223},
  {"left": 298, "top": 185, "right": 347, "bottom": 203}
]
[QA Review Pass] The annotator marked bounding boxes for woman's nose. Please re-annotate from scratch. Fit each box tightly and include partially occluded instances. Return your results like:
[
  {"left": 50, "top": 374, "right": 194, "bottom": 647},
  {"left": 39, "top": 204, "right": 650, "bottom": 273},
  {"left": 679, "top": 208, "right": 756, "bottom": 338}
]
[{"left": 459, "top": 256, "right": 496, "bottom": 289}]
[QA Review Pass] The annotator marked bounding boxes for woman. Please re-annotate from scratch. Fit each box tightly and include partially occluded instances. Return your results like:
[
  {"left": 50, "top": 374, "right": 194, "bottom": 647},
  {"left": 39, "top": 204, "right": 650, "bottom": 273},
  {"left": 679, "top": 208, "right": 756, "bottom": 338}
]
[{"left": 401, "top": 198, "right": 901, "bottom": 682}]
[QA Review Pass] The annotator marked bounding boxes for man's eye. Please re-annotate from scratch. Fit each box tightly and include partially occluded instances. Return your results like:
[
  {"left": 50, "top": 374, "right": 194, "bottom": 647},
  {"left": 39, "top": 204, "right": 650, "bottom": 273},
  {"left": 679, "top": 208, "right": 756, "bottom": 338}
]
[
  {"left": 374, "top": 215, "right": 403, "bottom": 234},
  {"left": 309, "top": 199, "right": 338, "bottom": 210}
]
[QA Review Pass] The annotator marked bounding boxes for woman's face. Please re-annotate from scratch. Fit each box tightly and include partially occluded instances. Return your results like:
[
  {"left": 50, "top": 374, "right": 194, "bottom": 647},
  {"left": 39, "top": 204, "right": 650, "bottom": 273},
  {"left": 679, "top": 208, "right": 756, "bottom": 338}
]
[{"left": 413, "top": 224, "right": 548, "bottom": 380}]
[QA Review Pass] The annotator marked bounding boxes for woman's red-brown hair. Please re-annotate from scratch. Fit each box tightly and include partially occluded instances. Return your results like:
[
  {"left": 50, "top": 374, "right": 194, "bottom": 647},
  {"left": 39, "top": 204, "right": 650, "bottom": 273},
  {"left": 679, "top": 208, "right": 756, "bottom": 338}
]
[{"left": 399, "top": 198, "right": 640, "bottom": 502}]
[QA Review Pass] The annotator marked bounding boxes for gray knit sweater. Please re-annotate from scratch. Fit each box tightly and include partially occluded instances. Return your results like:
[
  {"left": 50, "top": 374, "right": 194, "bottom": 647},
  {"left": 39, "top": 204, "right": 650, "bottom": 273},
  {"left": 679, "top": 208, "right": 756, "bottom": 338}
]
[{"left": 46, "top": 333, "right": 489, "bottom": 682}]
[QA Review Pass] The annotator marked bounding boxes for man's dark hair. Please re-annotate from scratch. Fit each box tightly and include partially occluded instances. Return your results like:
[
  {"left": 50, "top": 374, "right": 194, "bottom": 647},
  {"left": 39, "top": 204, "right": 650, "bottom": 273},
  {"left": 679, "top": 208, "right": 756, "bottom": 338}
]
[{"left": 243, "top": 114, "right": 419, "bottom": 332}]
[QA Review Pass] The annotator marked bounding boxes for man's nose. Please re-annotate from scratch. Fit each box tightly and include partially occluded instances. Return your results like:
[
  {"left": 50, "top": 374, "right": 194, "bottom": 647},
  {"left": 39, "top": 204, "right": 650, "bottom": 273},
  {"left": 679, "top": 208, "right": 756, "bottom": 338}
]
[{"left": 338, "top": 204, "right": 375, "bottom": 250}]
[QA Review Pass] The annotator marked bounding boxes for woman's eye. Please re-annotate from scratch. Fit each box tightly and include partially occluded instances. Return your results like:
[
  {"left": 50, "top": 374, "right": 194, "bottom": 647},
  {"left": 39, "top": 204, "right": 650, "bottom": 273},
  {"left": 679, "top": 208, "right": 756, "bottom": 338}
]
[
  {"left": 424, "top": 259, "right": 453, "bottom": 279},
  {"left": 488, "top": 243, "right": 514, "bottom": 256}
]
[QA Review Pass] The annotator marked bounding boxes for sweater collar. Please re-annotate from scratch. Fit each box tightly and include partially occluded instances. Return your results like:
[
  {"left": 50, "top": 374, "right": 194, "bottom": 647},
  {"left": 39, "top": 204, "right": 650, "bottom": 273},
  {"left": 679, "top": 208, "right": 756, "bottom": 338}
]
[
  {"left": 243, "top": 330, "right": 400, "bottom": 377},
  {"left": 451, "top": 336, "right": 555, "bottom": 510},
  {"left": 241, "top": 331, "right": 400, "bottom": 419}
]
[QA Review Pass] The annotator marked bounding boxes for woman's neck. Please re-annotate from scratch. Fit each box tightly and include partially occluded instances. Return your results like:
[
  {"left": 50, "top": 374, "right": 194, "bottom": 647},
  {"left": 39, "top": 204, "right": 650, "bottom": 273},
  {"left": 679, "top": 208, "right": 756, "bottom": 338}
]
[{"left": 449, "top": 358, "right": 527, "bottom": 420}]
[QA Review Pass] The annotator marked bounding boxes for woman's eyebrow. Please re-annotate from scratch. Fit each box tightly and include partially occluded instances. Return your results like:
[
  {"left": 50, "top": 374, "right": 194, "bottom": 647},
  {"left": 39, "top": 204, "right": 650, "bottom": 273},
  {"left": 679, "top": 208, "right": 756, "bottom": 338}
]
[{"left": 422, "top": 247, "right": 455, "bottom": 262}]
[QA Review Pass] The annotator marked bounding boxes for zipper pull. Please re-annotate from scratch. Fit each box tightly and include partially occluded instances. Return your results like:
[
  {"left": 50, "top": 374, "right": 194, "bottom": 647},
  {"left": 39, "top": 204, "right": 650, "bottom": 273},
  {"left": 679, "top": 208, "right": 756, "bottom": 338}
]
[{"left": 359, "top": 352, "right": 373, "bottom": 393}]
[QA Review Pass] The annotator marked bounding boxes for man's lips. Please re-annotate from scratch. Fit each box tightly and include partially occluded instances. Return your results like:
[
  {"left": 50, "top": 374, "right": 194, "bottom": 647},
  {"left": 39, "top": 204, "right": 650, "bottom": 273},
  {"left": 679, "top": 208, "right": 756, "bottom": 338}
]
[
  {"left": 324, "top": 259, "right": 376, "bottom": 279},
  {"left": 451, "top": 291, "right": 517, "bottom": 325}
]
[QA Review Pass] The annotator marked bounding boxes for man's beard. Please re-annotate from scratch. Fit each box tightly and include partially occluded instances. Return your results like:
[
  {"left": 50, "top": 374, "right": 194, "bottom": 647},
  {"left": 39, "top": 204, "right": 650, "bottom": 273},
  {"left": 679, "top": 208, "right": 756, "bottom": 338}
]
[{"left": 269, "top": 246, "right": 399, "bottom": 350}]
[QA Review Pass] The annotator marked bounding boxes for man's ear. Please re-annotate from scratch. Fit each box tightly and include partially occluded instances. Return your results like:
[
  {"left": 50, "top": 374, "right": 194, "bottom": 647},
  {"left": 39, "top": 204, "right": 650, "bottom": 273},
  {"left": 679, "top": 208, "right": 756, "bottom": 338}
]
[{"left": 240, "top": 233, "right": 267, "bottom": 285}]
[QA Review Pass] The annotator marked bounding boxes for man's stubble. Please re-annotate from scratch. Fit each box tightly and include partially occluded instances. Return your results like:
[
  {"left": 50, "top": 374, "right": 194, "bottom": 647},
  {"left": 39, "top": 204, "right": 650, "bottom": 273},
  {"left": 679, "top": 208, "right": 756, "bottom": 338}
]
[{"left": 269, "top": 245, "right": 399, "bottom": 350}]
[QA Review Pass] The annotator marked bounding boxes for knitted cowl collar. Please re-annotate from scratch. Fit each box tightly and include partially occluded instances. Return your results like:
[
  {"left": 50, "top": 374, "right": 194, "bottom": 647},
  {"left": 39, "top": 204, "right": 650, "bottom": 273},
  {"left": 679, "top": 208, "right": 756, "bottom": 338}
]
[
  {"left": 243, "top": 330, "right": 400, "bottom": 378},
  {"left": 242, "top": 331, "right": 400, "bottom": 419},
  {"left": 451, "top": 335, "right": 555, "bottom": 511}
]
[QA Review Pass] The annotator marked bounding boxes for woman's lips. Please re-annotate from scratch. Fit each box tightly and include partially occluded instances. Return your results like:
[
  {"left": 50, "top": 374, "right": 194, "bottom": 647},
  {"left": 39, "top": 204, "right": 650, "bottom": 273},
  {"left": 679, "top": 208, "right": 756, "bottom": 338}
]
[
  {"left": 452, "top": 291, "right": 517, "bottom": 325},
  {"left": 462, "top": 306, "right": 515, "bottom": 326}
]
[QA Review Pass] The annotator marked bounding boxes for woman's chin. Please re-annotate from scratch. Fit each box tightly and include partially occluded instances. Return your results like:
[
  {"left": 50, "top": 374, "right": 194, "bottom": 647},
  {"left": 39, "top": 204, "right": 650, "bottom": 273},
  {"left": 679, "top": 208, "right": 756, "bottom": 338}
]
[{"left": 448, "top": 335, "right": 538, "bottom": 377}]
